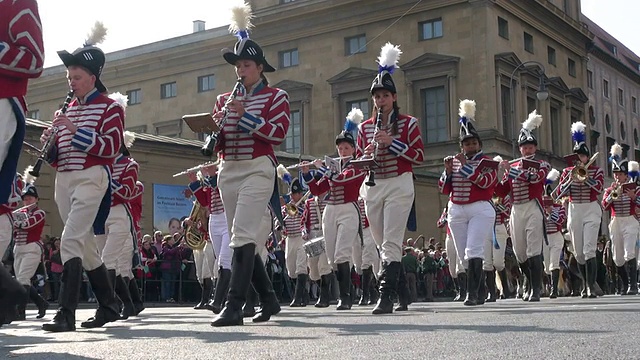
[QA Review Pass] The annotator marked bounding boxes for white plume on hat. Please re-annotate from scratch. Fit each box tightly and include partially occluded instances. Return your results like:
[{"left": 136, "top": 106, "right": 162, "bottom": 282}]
[
  {"left": 609, "top": 142, "right": 622, "bottom": 158},
  {"left": 123, "top": 131, "right": 136, "bottom": 149},
  {"left": 229, "top": 2, "right": 254, "bottom": 36},
  {"left": 629, "top": 161, "right": 639, "bottom": 172},
  {"left": 108, "top": 92, "right": 128, "bottom": 110},
  {"left": 522, "top": 110, "right": 543, "bottom": 131},
  {"left": 458, "top": 99, "right": 476, "bottom": 120},
  {"left": 276, "top": 164, "right": 292, "bottom": 185},
  {"left": 546, "top": 168, "right": 560, "bottom": 182},
  {"left": 23, "top": 166, "right": 36, "bottom": 185},
  {"left": 376, "top": 42, "right": 402, "bottom": 72},
  {"left": 84, "top": 21, "right": 107, "bottom": 47},
  {"left": 493, "top": 155, "right": 503, "bottom": 162}
]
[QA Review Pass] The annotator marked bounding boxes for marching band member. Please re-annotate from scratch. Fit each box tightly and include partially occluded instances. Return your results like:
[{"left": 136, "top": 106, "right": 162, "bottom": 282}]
[
  {"left": 552, "top": 121, "right": 603, "bottom": 298},
  {"left": 439, "top": 100, "right": 498, "bottom": 306},
  {"left": 356, "top": 43, "right": 424, "bottom": 314},
  {"left": 13, "top": 178, "right": 48, "bottom": 320},
  {"left": 211, "top": 3, "right": 287, "bottom": 326},
  {"left": 41, "top": 23, "right": 124, "bottom": 332},
  {"left": 186, "top": 170, "right": 216, "bottom": 311},
  {"left": 353, "top": 196, "right": 380, "bottom": 306},
  {"left": 303, "top": 110, "right": 367, "bottom": 311},
  {"left": 302, "top": 190, "right": 334, "bottom": 308},
  {"left": 279, "top": 177, "right": 308, "bottom": 307},
  {"left": 602, "top": 153, "right": 639, "bottom": 295},
  {"left": 496, "top": 110, "right": 550, "bottom": 302},
  {"left": 127, "top": 181, "right": 145, "bottom": 315},
  {"left": 484, "top": 156, "right": 512, "bottom": 302},
  {"left": 199, "top": 163, "right": 233, "bottom": 314},
  {"left": 437, "top": 206, "right": 466, "bottom": 301},
  {"left": 542, "top": 169, "right": 566, "bottom": 299}
]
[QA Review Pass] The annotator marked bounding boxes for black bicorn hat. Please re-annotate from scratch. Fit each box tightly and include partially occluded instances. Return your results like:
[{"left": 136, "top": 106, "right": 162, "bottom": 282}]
[
  {"left": 58, "top": 22, "right": 108, "bottom": 93},
  {"left": 370, "top": 42, "right": 401, "bottom": 95},
  {"left": 571, "top": 121, "right": 590, "bottom": 156},
  {"left": 222, "top": 3, "right": 275, "bottom": 72},
  {"left": 21, "top": 184, "right": 38, "bottom": 199},
  {"left": 336, "top": 108, "right": 363, "bottom": 147},
  {"left": 518, "top": 110, "right": 542, "bottom": 146},
  {"left": 457, "top": 99, "right": 480, "bottom": 143},
  {"left": 609, "top": 143, "right": 628, "bottom": 173},
  {"left": 289, "top": 178, "right": 304, "bottom": 194}
]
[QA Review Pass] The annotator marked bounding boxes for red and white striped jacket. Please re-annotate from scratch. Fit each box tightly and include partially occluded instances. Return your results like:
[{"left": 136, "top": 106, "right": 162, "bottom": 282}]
[
  {"left": 438, "top": 152, "right": 498, "bottom": 204},
  {"left": 306, "top": 161, "right": 365, "bottom": 205},
  {"left": 302, "top": 196, "right": 327, "bottom": 236},
  {"left": 358, "top": 198, "right": 370, "bottom": 229},
  {"left": 356, "top": 112, "right": 424, "bottom": 179},
  {"left": 545, "top": 203, "right": 566, "bottom": 234},
  {"left": 0, "top": 0, "right": 44, "bottom": 108},
  {"left": 0, "top": 174, "right": 23, "bottom": 216},
  {"left": 51, "top": 89, "right": 124, "bottom": 171},
  {"left": 494, "top": 194, "right": 512, "bottom": 226},
  {"left": 129, "top": 181, "right": 143, "bottom": 239},
  {"left": 602, "top": 184, "right": 639, "bottom": 217},
  {"left": 189, "top": 179, "right": 224, "bottom": 215},
  {"left": 213, "top": 82, "right": 289, "bottom": 165},
  {"left": 495, "top": 157, "right": 551, "bottom": 205},
  {"left": 280, "top": 205, "right": 303, "bottom": 237},
  {"left": 13, "top": 205, "right": 45, "bottom": 245},
  {"left": 554, "top": 166, "right": 604, "bottom": 204},
  {"left": 110, "top": 154, "right": 138, "bottom": 207}
]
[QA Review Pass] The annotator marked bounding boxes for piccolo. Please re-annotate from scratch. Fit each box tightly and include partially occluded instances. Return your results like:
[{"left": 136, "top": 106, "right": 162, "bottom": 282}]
[{"left": 286, "top": 156, "right": 353, "bottom": 170}]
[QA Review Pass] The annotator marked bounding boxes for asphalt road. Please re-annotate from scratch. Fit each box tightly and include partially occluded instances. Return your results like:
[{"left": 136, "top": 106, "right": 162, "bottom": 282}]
[{"left": 2, "top": 296, "right": 640, "bottom": 360}]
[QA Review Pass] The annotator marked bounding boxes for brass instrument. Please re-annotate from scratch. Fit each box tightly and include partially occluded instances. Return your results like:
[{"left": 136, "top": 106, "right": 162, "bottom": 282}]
[
  {"left": 172, "top": 160, "right": 220, "bottom": 177},
  {"left": 570, "top": 152, "right": 599, "bottom": 183},
  {"left": 25, "top": 90, "right": 74, "bottom": 178},
  {"left": 201, "top": 77, "right": 245, "bottom": 156},
  {"left": 183, "top": 202, "right": 207, "bottom": 250},
  {"left": 610, "top": 183, "right": 621, "bottom": 200},
  {"left": 492, "top": 196, "right": 507, "bottom": 214},
  {"left": 284, "top": 190, "right": 312, "bottom": 217}
]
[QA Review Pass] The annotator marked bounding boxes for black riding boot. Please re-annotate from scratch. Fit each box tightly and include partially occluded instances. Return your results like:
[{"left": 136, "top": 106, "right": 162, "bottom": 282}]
[
  {"left": 626, "top": 260, "right": 638, "bottom": 295},
  {"left": 528, "top": 255, "right": 542, "bottom": 302},
  {"left": 27, "top": 285, "right": 49, "bottom": 319},
  {"left": 251, "top": 254, "right": 281, "bottom": 323},
  {"left": 115, "top": 275, "right": 135, "bottom": 319},
  {"left": 372, "top": 262, "right": 399, "bottom": 314},
  {"left": 368, "top": 274, "right": 379, "bottom": 305},
  {"left": 550, "top": 269, "right": 560, "bottom": 299},
  {"left": 519, "top": 259, "right": 532, "bottom": 301},
  {"left": 210, "top": 268, "right": 231, "bottom": 314},
  {"left": 127, "top": 277, "right": 145, "bottom": 316},
  {"left": 81, "top": 264, "right": 121, "bottom": 328},
  {"left": 0, "top": 266, "right": 26, "bottom": 327},
  {"left": 464, "top": 258, "right": 483, "bottom": 306},
  {"left": 16, "top": 285, "right": 29, "bottom": 320},
  {"left": 243, "top": 285, "right": 257, "bottom": 317},
  {"left": 336, "top": 262, "right": 352, "bottom": 310},
  {"left": 477, "top": 270, "right": 486, "bottom": 305},
  {"left": 315, "top": 274, "right": 331, "bottom": 308},
  {"left": 359, "top": 267, "right": 373, "bottom": 306},
  {"left": 395, "top": 266, "right": 409, "bottom": 311},
  {"left": 585, "top": 258, "right": 598, "bottom": 298},
  {"left": 617, "top": 265, "right": 629, "bottom": 295},
  {"left": 290, "top": 274, "right": 307, "bottom": 307},
  {"left": 485, "top": 271, "right": 497, "bottom": 303},
  {"left": 455, "top": 273, "right": 467, "bottom": 302},
  {"left": 195, "top": 278, "right": 212, "bottom": 309},
  {"left": 578, "top": 262, "right": 588, "bottom": 298},
  {"left": 212, "top": 244, "right": 256, "bottom": 327},
  {"left": 43, "top": 257, "right": 82, "bottom": 332},
  {"left": 497, "top": 268, "right": 512, "bottom": 299}
]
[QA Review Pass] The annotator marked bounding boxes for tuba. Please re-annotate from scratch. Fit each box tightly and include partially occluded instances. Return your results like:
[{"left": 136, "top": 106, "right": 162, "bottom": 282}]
[{"left": 184, "top": 202, "right": 207, "bottom": 250}]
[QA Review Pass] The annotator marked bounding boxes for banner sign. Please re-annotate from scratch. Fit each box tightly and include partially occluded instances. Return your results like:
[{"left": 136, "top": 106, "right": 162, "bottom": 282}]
[{"left": 152, "top": 184, "right": 192, "bottom": 236}]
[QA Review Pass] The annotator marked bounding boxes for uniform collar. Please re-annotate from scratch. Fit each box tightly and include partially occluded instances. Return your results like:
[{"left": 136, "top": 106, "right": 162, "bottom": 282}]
[
  {"left": 78, "top": 88, "right": 100, "bottom": 104},
  {"left": 468, "top": 151, "right": 484, "bottom": 161},
  {"left": 247, "top": 80, "right": 265, "bottom": 96}
]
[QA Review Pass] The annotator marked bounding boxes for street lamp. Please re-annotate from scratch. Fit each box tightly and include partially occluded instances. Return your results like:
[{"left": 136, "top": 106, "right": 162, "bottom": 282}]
[{"left": 509, "top": 61, "right": 548, "bottom": 157}]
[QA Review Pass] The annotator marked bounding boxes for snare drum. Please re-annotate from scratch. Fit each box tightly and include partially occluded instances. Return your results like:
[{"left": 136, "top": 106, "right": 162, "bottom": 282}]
[{"left": 303, "top": 237, "right": 326, "bottom": 258}]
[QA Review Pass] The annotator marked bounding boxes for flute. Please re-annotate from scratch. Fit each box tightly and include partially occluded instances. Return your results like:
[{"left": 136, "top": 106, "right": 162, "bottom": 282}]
[{"left": 364, "top": 108, "right": 383, "bottom": 187}]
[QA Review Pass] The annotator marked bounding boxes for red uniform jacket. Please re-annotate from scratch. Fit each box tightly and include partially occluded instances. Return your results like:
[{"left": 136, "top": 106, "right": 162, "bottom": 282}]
[
  {"left": 13, "top": 205, "right": 45, "bottom": 246},
  {"left": 438, "top": 152, "right": 498, "bottom": 204},
  {"left": 495, "top": 157, "right": 551, "bottom": 205}
]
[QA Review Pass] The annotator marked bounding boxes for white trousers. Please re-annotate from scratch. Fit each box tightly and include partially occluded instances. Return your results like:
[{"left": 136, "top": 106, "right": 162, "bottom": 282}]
[
  {"left": 13, "top": 242, "right": 41, "bottom": 286},
  {"left": 567, "top": 202, "right": 602, "bottom": 264},
  {"left": 209, "top": 212, "right": 231, "bottom": 270},
  {"left": 98, "top": 204, "right": 131, "bottom": 274},
  {"left": 363, "top": 172, "right": 414, "bottom": 263},
  {"left": 323, "top": 203, "right": 359, "bottom": 267},
  {"left": 307, "top": 229, "right": 332, "bottom": 281},
  {"left": 0, "top": 99, "right": 17, "bottom": 168},
  {"left": 352, "top": 226, "right": 379, "bottom": 273},
  {"left": 445, "top": 233, "right": 464, "bottom": 275},
  {"left": 55, "top": 166, "right": 109, "bottom": 270},
  {"left": 0, "top": 213, "right": 11, "bottom": 260},
  {"left": 193, "top": 241, "right": 215, "bottom": 283},
  {"left": 448, "top": 201, "right": 495, "bottom": 266},
  {"left": 285, "top": 234, "right": 306, "bottom": 278},
  {"left": 609, "top": 215, "right": 639, "bottom": 267},
  {"left": 510, "top": 200, "right": 545, "bottom": 263},
  {"left": 543, "top": 231, "right": 564, "bottom": 273},
  {"left": 484, "top": 223, "right": 508, "bottom": 271},
  {"left": 117, "top": 231, "right": 135, "bottom": 278},
  {"left": 218, "top": 156, "right": 275, "bottom": 248}
]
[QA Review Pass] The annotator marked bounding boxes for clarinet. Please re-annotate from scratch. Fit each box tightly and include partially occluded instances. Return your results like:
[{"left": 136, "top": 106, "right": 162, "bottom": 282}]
[
  {"left": 365, "top": 108, "right": 383, "bottom": 187},
  {"left": 29, "top": 90, "right": 74, "bottom": 178},
  {"left": 201, "top": 77, "right": 246, "bottom": 156}
]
